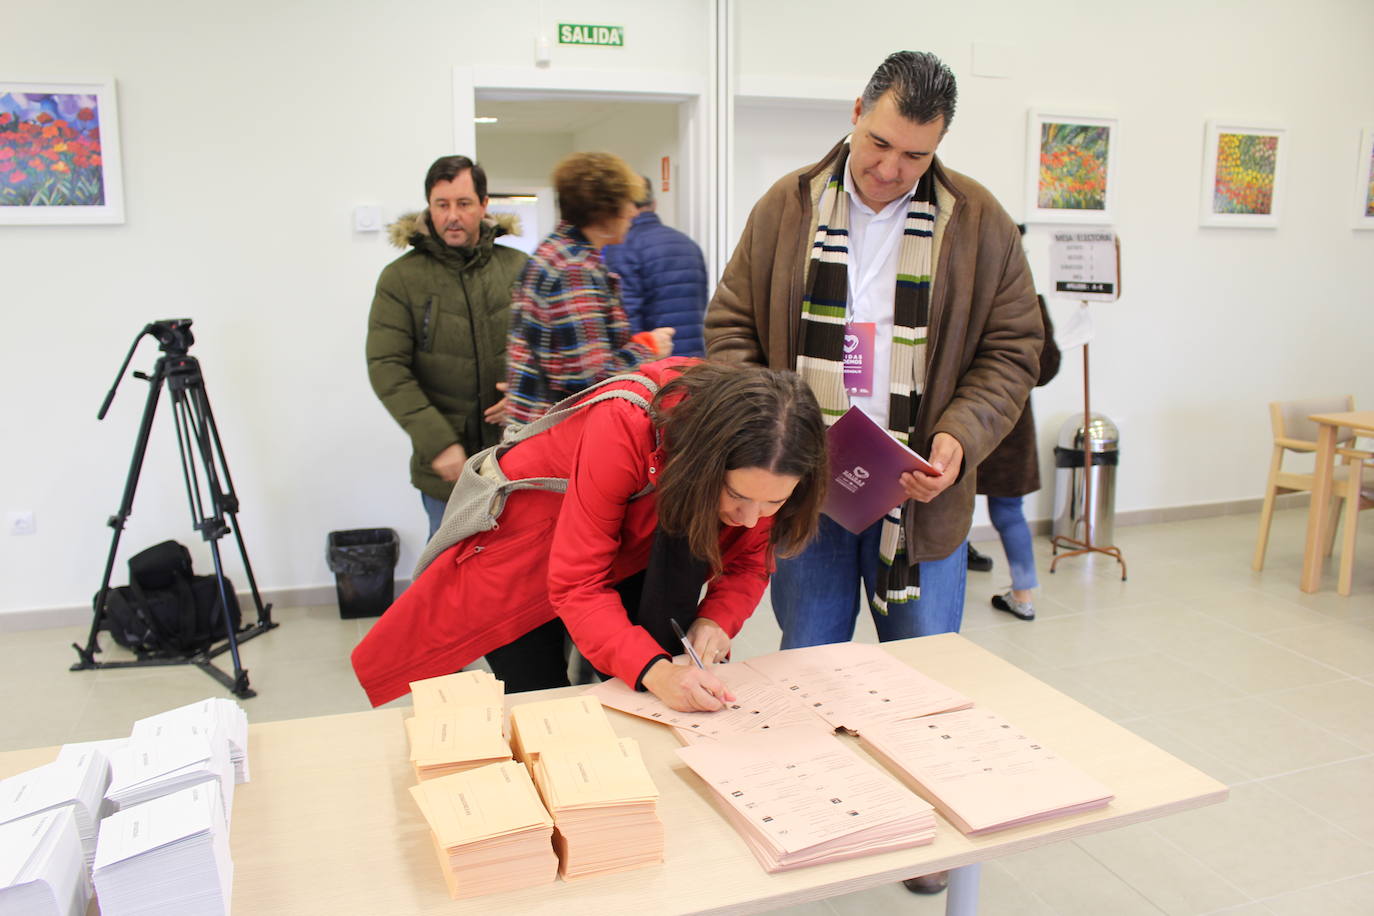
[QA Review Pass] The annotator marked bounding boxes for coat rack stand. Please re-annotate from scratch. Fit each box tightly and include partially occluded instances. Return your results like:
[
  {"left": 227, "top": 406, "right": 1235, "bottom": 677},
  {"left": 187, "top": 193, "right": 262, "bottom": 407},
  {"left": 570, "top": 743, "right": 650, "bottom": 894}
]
[{"left": 1049, "top": 335, "right": 1127, "bottom": 579}]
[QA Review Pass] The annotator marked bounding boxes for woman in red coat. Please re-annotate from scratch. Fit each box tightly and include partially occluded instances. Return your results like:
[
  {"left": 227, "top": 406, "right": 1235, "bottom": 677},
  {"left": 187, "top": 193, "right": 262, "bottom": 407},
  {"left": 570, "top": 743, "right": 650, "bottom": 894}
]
[{"left": 352, "top": 359, "right": 827, "bottom": 712}]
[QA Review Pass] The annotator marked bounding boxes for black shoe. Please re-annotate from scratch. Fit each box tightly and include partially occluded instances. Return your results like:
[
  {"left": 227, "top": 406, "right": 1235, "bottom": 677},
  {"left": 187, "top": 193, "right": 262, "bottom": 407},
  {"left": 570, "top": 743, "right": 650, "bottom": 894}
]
[
  {"left": 967, "top": 543, "right": 993, "bottom": 572},
  {"left": 902, "top": 871, "right": 949, "bottom": 894},
  {"left": 991, "top": 590, "right": 1035, "bottom": 621}
]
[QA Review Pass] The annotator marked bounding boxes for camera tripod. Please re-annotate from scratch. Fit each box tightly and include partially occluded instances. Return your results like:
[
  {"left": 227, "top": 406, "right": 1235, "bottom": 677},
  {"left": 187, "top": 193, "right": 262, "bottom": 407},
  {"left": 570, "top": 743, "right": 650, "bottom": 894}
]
[{"left": 71, "top": 319, "right": 276, "bottom": 698}]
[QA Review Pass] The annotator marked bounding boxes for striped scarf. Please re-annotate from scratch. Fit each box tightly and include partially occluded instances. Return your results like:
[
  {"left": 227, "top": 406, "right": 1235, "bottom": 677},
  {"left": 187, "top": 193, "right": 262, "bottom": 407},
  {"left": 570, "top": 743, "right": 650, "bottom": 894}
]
[{"left": 798, "top": 149, "right": 936, "bottom": 614}]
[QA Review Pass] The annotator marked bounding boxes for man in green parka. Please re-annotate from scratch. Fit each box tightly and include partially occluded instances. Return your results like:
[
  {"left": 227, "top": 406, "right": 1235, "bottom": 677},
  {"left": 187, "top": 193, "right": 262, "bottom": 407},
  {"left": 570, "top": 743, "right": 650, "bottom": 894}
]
[{"left": 366, "top": 155, "right": 528, "bottom": 536}]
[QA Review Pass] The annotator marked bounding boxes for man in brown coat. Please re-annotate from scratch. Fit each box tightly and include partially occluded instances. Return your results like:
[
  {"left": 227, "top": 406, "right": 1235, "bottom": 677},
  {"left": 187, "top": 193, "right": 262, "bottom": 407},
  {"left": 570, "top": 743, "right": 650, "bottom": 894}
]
[{"left": 706, "top": 50, "right": 1041, "bottom": 651}]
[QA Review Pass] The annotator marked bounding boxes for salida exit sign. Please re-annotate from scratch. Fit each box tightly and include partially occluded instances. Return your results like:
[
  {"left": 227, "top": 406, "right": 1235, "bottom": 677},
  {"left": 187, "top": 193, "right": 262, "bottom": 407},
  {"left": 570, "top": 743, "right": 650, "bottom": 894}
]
[{"left": 558, "top": 23, "right": 625, "bottom": 46}]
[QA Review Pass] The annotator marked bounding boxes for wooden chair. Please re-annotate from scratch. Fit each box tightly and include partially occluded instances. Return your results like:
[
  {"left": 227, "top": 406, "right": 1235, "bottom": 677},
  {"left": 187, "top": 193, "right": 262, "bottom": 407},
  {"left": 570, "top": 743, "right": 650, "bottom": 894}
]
[
  {"left": 1337, "top": 444, "right": 1374, "bottom": 595},
  {"left": 1253, "top": 396, "right": 1373, "bottom": 571}
]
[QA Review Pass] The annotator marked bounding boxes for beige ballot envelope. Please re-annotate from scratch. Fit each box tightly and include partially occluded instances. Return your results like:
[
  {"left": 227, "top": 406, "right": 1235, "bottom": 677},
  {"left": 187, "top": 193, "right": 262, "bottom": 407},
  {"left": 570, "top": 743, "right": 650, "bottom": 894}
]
[
  {"left": 405, "top": 706, "right": 511, "bottom": 780},
  {"left": 532, "top": 736, "right": 665, "bottom": 879},
  {"left": 409, "top": 761, "right": 557, "bottom": 899},
  {"left": 409, "top": 670, "right": 505, "bottom": 716},
  {"left": 508, "top": 696, "right": 617, "bottom": 764}
]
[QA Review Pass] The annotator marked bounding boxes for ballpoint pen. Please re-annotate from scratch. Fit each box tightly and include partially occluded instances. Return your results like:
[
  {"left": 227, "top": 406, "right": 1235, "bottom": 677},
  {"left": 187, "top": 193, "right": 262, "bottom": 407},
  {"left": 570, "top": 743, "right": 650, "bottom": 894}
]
[{"left": 670, "top": 618, "right": 707, "bottom": 670}]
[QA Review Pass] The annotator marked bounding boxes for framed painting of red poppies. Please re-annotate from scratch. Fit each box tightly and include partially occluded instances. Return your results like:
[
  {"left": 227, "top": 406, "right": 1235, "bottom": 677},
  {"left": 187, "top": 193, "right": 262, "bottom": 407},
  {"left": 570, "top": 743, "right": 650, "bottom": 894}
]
[
  {"left": 0, "top": 77, "right": 124, "bottom": 224},
  {"left": 1024, "top": 110, "right": 1119, "bottom": 225},
  {"left": 1199, "top": 120, "right": 1285, "bottom": 228}
]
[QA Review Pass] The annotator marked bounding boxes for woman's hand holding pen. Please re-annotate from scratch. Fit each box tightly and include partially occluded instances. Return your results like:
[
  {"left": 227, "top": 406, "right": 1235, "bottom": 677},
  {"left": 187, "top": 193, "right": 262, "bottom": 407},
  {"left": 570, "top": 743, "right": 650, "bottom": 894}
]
[
  {"left": 686, "top": 617, "right": 731, "bottom": 665},
  {"left": 642, "top": 658, "right": 736, "bottom": 713}
]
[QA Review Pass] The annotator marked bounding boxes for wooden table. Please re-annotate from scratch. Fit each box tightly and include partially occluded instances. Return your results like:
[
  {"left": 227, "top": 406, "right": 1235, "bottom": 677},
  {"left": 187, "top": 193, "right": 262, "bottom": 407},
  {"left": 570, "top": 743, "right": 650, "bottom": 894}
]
[
  {"left": 0, "top": 634, "right": 1227, "bottom": 915},
  {"left": 1301, "top": 410, "right": 1374, "bottom": 593}
]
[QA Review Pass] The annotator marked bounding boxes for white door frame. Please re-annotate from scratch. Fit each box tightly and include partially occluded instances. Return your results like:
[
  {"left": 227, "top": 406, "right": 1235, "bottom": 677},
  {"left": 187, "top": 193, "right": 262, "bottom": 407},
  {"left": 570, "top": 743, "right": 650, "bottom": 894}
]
[{"left": 452, "top": 66, "right": 713, "bottom": 273}]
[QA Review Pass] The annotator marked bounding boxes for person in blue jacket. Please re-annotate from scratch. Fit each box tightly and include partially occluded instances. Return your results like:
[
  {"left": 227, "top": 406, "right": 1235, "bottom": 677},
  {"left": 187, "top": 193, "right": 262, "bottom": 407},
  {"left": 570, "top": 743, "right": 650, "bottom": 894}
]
[{"left": 603, "top": 175, "right": 710, "bottom": 358}]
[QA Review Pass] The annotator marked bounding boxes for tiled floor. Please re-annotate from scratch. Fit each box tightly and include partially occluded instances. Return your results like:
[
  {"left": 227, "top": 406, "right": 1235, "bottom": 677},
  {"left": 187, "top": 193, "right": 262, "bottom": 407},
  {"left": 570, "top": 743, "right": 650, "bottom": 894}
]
[{"left": 3, "top": 506, "right": 1372, "bottom": 914}]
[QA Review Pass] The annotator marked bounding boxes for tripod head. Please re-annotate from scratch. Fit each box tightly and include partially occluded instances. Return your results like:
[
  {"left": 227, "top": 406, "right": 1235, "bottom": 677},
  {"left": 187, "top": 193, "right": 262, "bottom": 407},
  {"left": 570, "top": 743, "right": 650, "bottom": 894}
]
[{"left": 98, "top": 319, "right": 196, "bottom": 420}]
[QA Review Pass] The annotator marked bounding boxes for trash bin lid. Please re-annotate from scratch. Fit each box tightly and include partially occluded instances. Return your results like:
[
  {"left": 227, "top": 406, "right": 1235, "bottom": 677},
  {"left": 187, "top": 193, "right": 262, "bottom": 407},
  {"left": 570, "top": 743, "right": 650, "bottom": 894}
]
[{"left": 1057, "top": 413, "right": 1119, "bottom": 452}]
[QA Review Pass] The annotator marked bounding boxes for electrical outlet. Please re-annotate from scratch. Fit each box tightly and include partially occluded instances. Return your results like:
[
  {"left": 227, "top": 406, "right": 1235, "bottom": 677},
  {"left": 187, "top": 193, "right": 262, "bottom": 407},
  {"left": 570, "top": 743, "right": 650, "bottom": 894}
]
[{"left": 8, "top": 511, "right": 36, "bottom": 536}]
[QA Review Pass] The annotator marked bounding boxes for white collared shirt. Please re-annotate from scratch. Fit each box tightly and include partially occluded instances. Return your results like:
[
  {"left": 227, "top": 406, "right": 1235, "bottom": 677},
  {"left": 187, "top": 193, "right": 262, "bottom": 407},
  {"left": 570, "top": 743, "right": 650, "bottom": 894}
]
[{"left": 843, "top": 161, "right": 916, "bottom": 430}]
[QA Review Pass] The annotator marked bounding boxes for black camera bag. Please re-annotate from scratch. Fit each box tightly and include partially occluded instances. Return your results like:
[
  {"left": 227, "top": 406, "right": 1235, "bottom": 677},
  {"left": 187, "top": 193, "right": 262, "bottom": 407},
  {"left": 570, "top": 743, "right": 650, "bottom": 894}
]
[{"left": 98, "top": 540, "right": 242, "bottom": 655}]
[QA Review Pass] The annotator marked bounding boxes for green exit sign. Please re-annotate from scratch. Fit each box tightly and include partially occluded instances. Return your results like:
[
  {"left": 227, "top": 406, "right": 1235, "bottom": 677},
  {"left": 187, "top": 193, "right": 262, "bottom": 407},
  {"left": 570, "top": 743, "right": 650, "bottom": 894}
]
[{"left": 558, "top": 23, "right": 624, "bottom": 46}]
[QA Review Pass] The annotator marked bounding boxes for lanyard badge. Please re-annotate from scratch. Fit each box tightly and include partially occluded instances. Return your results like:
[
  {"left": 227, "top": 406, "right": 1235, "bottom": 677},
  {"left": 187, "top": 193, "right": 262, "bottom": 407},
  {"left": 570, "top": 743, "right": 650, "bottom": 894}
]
[{"left": 843, "top": 321, "right": 876, "bottom": 396}]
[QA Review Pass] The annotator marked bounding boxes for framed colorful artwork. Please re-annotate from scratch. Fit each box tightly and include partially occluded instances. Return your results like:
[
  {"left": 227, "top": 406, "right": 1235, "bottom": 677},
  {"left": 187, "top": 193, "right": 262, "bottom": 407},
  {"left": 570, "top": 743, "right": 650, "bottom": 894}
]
[
  {"left": 1353, "top": 127, "right": 1374, "bottom": 230},
  {"left": 1024, "top": 110, "right": 1118, "bottom": 224},
  {"left": 1199, "top": 120, "right": 1284, "bottom": 228},
  {"left": 0, "top": 77, "right": 124, "bottom": 225}
]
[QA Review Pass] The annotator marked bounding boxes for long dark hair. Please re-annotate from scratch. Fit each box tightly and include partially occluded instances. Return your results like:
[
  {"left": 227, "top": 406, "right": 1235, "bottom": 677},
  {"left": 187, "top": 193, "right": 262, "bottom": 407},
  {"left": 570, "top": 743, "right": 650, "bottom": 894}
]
[{"left": 650, "top": 363, "right": 827, "bottom": 573}]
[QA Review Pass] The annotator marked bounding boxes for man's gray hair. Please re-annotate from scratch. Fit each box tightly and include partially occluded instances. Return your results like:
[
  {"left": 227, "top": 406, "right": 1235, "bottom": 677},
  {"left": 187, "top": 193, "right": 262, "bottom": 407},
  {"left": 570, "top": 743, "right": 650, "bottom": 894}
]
[
  {"left": 860, "top": 51, "right": 957, "bottom": 130},
  {"left": 635, "top": 174, "right": 655, "bottom": 208}
]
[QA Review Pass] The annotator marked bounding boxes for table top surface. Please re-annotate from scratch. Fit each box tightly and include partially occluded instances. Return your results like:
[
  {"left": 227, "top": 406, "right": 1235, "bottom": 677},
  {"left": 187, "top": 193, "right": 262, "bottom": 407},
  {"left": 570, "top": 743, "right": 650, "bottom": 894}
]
[
  {"left": 0, "top": 634, "right": 1228, "bottom": 915},
  {"left": 1308, "top": 410, "right": 1374, "bottom": 432}
]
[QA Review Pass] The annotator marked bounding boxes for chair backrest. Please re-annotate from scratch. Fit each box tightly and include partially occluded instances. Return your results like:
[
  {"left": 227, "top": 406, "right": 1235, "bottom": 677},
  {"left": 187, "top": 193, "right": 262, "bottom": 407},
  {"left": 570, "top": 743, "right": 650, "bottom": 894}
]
[{"left": 1270, "top": 395, "right": 1357, "bottom": 448}]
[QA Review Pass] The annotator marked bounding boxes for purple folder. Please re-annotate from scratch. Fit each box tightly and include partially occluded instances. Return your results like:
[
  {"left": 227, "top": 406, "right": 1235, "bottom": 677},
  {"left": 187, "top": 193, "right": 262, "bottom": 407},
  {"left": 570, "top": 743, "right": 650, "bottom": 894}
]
[{"left": 821, "top": 407, "right": 939, "bottom": 535}]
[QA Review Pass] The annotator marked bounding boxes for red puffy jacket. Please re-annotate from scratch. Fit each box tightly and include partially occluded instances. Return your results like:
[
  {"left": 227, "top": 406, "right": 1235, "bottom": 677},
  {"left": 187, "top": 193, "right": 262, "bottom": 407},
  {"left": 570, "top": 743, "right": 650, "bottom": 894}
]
[{"left": 351, "top": 359, "right": 774, "bottom": 706}]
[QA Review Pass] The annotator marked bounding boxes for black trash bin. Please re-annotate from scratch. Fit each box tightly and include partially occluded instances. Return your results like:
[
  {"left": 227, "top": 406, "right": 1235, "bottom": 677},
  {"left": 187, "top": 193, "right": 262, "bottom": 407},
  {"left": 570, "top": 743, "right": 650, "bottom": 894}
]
[{"left": 326, "top": 528, "right": 399, "bottom": 619}]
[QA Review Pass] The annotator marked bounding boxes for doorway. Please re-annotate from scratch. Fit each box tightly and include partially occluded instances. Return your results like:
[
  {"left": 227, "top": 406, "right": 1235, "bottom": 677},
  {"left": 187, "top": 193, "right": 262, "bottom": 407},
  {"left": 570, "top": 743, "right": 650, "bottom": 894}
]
[
  {"left": 452, "top": 67, "right": 709, "bottom": 270},
  {"left": 473, "top": 96, "right": 685, "bottom": 255}
]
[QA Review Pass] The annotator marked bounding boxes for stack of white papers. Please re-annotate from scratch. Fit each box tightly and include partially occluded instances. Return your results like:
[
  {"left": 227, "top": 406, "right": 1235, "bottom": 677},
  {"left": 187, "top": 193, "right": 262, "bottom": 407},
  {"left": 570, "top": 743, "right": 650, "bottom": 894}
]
[
  {"left": 509, "top": 696, "right": 617, "bottom": 764},
  {"left": 406, "top": 706, "right": 512, "bottom": 781},
  {"left": 531, "top": 736, "right": 664, "bottom": 879},
  {"left": 93, "top": 783, "right": 232, "bottom": 916},
  {"left": 106, "top": 733, "right": 234, "bottom": 825},
  {"left": 860, "top": 707, "right": 1115, "bottom": 835},
  {"left": 0, "top": 808, "right": 89, "bottom": 916},
  {"left": 409, "top": 761, "right": 558, "bottom": 899},
  {"left": 132, "top": 698, "right": 250, "bottom": 784},
  {"left": 410, "top": 670, "right": 505, "bottom": 715},
  {"left": 676, "top": 725, "right": 936, "bottom": 872},
  {"left": 56, "top": 737, "right": 129, "bottom": 767},
  {"left": 0, "top": 748, "right": 111, "bottom": 874}
]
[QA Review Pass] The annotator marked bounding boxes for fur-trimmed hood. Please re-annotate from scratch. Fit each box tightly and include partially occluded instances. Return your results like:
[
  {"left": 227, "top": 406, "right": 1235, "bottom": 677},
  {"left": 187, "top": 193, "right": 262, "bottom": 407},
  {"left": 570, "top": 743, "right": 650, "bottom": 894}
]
[{"left": 386, "top": 209, "right": 522, "bottom": 250}]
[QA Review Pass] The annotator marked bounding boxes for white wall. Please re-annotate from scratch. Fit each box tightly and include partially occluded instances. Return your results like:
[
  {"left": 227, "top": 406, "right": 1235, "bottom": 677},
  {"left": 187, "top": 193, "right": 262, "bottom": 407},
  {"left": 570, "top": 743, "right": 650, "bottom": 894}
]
[
  {"left": 0, "top": 0, "right": 713, "bottom": 619},
  {"left": 732, "top": 0, "right": 1374, "bottom": 527},
  {"left": 1, "top": 0, "right": 1371, "bottom": 620}
]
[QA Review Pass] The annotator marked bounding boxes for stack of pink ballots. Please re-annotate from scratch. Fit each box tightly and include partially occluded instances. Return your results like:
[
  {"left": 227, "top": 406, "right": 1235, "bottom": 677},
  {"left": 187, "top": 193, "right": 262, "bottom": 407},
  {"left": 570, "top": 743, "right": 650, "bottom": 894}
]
[
  {"left": 408, "top": 761, "right": 558, "bottom": 899},
  {"left": 675, "top": 726, "right": 936, "bottom": 872},
  {"left": 859, "top": 708, "right": 1114, "bottom": 835},
  {"left": 588, "top": 641, "right": 973, "bottom": 743},
  {"left": 529, "top": 736, "right": 664, "bottom": 880}
]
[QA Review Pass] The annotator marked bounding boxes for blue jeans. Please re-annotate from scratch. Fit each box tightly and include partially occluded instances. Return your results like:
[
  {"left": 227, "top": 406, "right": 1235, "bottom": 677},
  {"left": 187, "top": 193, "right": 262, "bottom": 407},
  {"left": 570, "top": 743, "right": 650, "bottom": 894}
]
[
  {"left": 771, "top": 514, "right": 967, "bottom": 649},
  {"left": 421, "top": 492, "right": 447, "bottom": 541},
  {"left": 987, "top": 495, "right": 1039, "bottom": 591}
]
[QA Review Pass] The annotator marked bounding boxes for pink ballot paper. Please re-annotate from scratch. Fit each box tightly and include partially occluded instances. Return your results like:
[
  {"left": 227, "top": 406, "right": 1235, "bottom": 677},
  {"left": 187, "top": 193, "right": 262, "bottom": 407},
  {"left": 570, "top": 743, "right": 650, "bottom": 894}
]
[{"left": 822, "top": 406, "right": 938, "bottom": 534}]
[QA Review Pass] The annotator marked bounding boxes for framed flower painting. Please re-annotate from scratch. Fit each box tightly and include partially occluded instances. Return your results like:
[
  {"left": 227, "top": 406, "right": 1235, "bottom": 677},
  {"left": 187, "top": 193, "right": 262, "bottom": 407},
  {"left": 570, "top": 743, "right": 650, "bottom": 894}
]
[
  {"left": 1199, "top": 120, "right": 1285, "bottom": 228},
  {"left": 1353, "top": 127, "right": 1374, "bottom": 230},
  {"left": 1024, "top": 110, "right": 1119, "bottom": 224},
  {"left": 0, "top": 77, "right": 125, "bottom": 224}
]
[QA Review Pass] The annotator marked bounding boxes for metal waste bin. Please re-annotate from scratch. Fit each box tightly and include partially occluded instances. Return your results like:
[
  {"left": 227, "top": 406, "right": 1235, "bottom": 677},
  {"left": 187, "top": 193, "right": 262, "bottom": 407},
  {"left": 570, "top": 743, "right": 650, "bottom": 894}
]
[{"left": 1052, "top": 413, "right": 1120, "bottom": 546}]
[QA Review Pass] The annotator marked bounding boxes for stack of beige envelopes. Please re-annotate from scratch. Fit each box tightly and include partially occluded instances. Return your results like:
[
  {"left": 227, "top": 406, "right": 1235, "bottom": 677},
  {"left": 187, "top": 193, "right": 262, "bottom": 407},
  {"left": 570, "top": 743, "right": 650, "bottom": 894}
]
[
  {"left": 405, "top": 705, "right": 511, "bottom": 781},
  {"left": 530, "top": 736, "right": 664, "bottom": 879},
  {"left": 508, "top": 696, "right": 618, "bottom": 766},
  {"left": 409, "top": 760, "right": 558, "bottom": 899},
  {"left": 404, "top": 671, "right": 511, "bottom": 780}
]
